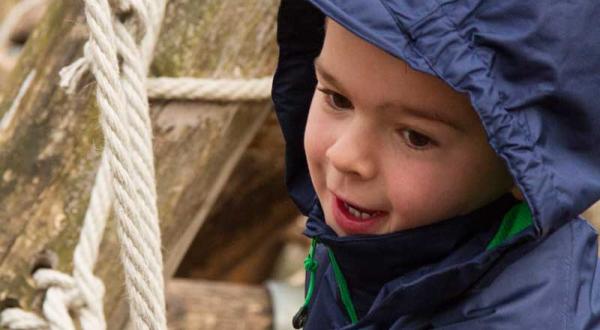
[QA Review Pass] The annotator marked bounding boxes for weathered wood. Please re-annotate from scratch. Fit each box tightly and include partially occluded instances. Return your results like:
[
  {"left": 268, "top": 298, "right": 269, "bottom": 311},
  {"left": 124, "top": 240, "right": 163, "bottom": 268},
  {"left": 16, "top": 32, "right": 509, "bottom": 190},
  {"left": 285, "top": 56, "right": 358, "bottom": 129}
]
[
  {"left": 166, "top": 279, "right": 271, "bottom": 330},
  {"left": 0, "top": 0, "right": 279, "bottom": 327},
  {"left": 0, "top": 0, "right": 33, "bottom": 85},
  {"left": 0, "top": 0, "right": 23, "bottom": 23},
  {"left": 176, "top": 113, "right": 301, "bottom": 284},
  {"left": 5, "top": 1, "right": 48, "bottom": 45}
]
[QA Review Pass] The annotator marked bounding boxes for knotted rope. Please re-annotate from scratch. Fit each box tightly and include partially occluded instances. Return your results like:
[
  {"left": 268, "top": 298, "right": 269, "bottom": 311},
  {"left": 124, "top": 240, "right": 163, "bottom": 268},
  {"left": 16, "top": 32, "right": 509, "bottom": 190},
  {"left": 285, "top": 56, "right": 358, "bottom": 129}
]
[{"left": 0, "top": 0, "right": 273, "bottom": 328}]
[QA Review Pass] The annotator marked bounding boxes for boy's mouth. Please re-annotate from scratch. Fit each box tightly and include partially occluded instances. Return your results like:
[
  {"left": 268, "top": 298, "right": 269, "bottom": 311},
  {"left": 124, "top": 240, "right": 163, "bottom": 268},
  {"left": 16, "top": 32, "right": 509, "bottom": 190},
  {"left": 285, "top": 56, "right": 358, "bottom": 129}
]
[
  {"left": 341, "top": 200, "right": 385, "bottom": 219},
  {"left": 331, "top": 194, "right": 388, "bottom": 235}
]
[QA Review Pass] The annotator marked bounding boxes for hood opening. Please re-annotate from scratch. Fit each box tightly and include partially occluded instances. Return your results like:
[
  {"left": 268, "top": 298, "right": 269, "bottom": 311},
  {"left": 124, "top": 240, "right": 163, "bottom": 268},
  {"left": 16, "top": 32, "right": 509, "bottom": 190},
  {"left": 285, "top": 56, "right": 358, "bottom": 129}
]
[{"left": 273, "top": 0, "right": 600, "bottom": 238}]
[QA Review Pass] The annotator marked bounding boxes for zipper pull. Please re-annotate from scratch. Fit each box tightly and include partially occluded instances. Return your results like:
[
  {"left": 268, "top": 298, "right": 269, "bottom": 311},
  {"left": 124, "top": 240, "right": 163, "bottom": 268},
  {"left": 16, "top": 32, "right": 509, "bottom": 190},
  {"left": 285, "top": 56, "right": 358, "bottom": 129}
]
[
  {"left": 292, "top": 305, "right": 308, "bottom": 329},
  {"left": 292, "top": 238, "right": 319, "bottom": 329}
]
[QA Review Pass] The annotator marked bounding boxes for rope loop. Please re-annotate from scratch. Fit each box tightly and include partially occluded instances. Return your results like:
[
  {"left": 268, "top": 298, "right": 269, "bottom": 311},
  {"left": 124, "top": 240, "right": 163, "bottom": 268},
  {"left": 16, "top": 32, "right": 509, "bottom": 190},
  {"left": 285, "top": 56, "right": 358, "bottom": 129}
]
[{"left": 0, "top": 308, "right": 48, "bottom": 330}]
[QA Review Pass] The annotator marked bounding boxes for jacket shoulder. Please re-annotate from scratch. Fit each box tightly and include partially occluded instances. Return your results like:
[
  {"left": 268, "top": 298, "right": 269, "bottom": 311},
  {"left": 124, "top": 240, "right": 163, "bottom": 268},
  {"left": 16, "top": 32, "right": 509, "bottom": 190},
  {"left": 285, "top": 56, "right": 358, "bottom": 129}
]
[{"left": 431, "top": 218, "right": 600, "bottom": 329}]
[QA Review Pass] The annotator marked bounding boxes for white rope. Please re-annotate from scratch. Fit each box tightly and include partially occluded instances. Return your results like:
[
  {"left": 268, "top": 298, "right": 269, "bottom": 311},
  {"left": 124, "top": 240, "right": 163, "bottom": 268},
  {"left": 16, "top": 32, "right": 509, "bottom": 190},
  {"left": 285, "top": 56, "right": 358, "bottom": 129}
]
[
  {"left": 146, "top": 77, "right": 273, "bottom": 101},
  {"left": 109, "top": 2, "right": 167, "bottom": 328},
  {"left": 0, "top": 0, "right": 273, "bottom": 328},
  {"left": 0, "top": 309, "right": 47, "bottom": 330},
  {"left": 60, "top": 60, "right": 274, "bottom": 101},
  {"left": 33, "top": 269, "right": 82, "bottom": 330},
  {"left": 71, "top": 151, "right": 111, "bottom": 330},
  {"left": 82, "top": 0, "right": 167, "bottom": 328}
]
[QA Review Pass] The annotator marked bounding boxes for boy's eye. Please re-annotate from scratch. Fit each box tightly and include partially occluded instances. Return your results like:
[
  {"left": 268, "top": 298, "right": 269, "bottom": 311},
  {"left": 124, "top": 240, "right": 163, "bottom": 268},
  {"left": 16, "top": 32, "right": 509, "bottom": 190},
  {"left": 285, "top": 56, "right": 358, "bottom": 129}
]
[
  {"left": 317, "top": 87, "right": 354, "bottom": 110},
  {"left": 401, "top": 129, "right": 433, "bottom": 149},
  {"left": 330, "top": 93, "right": 353, "bottom": 109}
]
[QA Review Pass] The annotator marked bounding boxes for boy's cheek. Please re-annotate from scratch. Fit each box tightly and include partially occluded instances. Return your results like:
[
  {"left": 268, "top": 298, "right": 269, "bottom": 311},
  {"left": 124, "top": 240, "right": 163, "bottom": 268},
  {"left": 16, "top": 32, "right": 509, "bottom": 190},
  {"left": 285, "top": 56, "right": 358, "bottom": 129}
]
[
  {"left": 304, "top": 105, "right": 333, "bottom": 167},
  {"left": 304, "top": 106, "right": 331, "bottom": 189},
  {"left": 385, "top": 166, "right": 469, "bottom": 229}
]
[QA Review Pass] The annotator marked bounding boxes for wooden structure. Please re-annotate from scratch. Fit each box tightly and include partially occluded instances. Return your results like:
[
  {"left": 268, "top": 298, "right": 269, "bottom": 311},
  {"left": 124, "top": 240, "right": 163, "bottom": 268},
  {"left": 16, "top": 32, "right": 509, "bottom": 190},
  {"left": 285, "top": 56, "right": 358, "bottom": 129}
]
[
  {"left": 0, "top": 0, "right": 284, "bottom": 327},
  {"left": 176, "top": 113, "right": 303, "bottom": 283}
]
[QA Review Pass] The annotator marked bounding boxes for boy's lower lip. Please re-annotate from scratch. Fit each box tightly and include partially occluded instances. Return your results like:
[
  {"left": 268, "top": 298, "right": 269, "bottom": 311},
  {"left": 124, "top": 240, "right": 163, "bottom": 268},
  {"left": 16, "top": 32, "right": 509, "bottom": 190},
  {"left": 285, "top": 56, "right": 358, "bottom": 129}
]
[{"left": 331, "top": 195, "right": 387, "bottom": 235}]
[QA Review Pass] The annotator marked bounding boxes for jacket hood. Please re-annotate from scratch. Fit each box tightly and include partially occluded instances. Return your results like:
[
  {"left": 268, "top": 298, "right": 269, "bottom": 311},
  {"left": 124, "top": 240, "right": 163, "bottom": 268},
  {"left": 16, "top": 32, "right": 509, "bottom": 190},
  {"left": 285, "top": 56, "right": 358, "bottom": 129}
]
[
  {"left": 272, "top": 1, "right": 600, "bottom": 327},
  {"left": 272, "top": 0, "right": 600, "bottom": 238}
]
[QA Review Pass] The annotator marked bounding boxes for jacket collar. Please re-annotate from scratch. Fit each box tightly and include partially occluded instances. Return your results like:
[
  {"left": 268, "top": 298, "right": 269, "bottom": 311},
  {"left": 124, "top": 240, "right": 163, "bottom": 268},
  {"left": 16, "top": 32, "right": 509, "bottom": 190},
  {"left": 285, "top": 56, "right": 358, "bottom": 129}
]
[{"left": 304, "top": 194, "right": 533, "bottom": 324}]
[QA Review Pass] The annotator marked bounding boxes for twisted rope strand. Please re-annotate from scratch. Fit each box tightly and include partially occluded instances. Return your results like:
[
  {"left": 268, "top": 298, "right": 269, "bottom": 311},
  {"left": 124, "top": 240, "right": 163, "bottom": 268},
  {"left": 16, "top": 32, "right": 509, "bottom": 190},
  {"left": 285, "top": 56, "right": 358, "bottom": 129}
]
[
  {"left": 72, "top": 150, "right": 111, "bottom": 330},
  {"left": 83, "top": 0, "right": 167, "bottom": 328},
  {"left": 0, "top": 309, "right": 48, "bottom": 330},
  {"left": 146, "top": 77, "right": 274, "bottom": 101},
  {"left": 113, "top": 1, "right": 167, "bottom": 326}
]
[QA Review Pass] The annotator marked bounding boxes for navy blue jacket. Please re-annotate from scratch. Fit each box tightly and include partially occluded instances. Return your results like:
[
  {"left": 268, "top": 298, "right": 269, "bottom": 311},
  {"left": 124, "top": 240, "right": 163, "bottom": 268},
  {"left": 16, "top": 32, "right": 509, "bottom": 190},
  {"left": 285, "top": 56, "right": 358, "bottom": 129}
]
[{"left": 272, "top": 0, "right": 600, "bottom": 328}]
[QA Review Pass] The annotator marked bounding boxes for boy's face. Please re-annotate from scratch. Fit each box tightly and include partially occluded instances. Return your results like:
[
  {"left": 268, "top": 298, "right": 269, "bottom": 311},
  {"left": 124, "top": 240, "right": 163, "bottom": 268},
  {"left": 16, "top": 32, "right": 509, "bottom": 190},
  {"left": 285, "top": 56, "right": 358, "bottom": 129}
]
[{"left": 304, "top": 20, "right": 515, "bottom": 236}]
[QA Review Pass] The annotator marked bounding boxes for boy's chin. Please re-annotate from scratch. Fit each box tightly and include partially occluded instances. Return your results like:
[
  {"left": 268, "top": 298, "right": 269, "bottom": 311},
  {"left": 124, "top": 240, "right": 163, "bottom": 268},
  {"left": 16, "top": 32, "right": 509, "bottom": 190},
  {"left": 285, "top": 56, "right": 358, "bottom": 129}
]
[{"left": 324, "top": 218, "right": 346, "bottom": 236}]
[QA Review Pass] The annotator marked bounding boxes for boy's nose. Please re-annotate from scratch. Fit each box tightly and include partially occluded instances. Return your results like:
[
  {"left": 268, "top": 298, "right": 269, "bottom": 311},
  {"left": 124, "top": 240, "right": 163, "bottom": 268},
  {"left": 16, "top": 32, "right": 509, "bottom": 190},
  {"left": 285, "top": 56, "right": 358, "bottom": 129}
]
[{"left": 325, "top": 124, "right": 377, "bottom": 180}]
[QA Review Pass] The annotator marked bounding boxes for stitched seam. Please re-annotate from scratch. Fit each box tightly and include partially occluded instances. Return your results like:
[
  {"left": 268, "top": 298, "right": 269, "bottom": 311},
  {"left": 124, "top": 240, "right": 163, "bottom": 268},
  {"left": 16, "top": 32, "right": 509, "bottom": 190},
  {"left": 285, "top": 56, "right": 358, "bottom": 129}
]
[
  {"left": 376, "top": 0, "right": 410, "bottom": 36},
  {"left": 564, "top": 223, "right": 574, "bottom": 329}
]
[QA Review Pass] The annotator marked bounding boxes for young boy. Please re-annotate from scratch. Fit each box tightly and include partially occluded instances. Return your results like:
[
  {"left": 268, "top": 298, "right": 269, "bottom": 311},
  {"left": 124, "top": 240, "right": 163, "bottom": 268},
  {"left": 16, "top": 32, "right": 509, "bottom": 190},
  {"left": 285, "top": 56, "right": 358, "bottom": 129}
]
[{"left": 272, "top": 0, "right": 600, "bottom": 329}]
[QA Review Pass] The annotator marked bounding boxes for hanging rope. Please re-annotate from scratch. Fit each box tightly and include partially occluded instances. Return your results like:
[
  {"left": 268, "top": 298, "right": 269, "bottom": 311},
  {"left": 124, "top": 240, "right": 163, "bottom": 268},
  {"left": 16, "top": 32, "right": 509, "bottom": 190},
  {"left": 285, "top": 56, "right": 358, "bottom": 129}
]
[
  {"left": 80, "top": 0, "right": 168, "bottom": 328},
  {"left": 0, "top": 0, "right": 273, "bottom": 328}
]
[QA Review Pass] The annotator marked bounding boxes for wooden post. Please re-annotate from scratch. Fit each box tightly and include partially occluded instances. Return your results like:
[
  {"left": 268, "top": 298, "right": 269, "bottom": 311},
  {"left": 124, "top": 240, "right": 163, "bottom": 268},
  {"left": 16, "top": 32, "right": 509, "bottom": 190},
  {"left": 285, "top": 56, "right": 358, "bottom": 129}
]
[
  {"left": 0, "top": 0, "right": 279, "bottom": 327},
  {"left": 166, "top": 279, "right": 272, "bottom": 330}
]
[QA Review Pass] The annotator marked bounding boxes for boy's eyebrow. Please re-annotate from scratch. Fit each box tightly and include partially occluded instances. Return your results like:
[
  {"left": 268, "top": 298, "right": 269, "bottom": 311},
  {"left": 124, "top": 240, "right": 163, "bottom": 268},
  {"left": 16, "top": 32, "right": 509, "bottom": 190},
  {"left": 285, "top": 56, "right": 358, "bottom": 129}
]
[
  {"left": 375, "top": 101, "right": 462, "bottom": 131},
  {"left": 314, "top": 57, "right": 345, "bottom": 93},
  {"left": 313, "top": 57, "right": 463, "bottom": 131}
]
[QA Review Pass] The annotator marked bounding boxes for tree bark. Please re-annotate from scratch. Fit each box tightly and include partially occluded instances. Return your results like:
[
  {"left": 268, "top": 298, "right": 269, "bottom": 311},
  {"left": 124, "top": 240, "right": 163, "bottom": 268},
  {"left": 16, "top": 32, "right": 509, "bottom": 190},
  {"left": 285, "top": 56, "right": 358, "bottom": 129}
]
[{"left": 0, "top": 0, "right": 279, "bottom": 327}]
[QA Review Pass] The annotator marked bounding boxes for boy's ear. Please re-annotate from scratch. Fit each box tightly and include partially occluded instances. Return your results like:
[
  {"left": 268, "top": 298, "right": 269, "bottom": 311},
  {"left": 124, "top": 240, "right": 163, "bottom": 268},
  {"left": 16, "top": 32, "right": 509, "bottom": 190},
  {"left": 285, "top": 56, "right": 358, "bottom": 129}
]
[{"left": 511, "top": 185, "right": 525, "bottom": 201}]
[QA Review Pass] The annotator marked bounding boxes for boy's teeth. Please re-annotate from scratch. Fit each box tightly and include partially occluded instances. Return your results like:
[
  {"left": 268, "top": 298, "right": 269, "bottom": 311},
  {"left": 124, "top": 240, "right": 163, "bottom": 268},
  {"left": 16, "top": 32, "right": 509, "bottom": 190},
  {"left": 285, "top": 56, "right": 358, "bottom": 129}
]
[{"left": 345, "top": 202, "right": 374, "bottom": 219}]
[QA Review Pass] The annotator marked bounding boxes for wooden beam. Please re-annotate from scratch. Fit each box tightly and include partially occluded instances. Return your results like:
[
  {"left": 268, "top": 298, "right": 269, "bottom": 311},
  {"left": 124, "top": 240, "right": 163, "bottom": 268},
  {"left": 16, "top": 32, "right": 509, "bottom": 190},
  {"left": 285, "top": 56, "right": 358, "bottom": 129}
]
[{"left": 176, "top": 113, "right": 301, "bottom": 284}]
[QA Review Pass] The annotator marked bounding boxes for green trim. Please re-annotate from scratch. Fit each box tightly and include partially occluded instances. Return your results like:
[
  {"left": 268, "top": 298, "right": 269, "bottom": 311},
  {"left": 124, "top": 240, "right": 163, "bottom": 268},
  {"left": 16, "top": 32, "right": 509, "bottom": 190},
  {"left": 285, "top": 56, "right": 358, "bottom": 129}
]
[
  {"left": 293, "top": 239, "right": 319, "bottom": 329},
  {"left": 327, "top": 248, "right": 359, "bottom": 324},
  {"left": 302, "top": 238, "right": 318, "bottom": 307},
  {"left": 486, "top": 202, "right": 533, "bottom": 250},
  {"left": 298, "top": 239, "right": 359, "bottom": 325}
]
